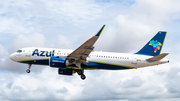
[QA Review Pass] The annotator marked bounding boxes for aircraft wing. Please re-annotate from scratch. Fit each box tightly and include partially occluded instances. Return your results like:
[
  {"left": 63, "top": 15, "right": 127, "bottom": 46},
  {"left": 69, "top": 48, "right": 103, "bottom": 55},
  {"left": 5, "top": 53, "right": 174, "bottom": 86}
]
[
  {"left": 146, "top": 53, "right": 169, "bottom": 62},
  {"left": 67, "top": 25, "right": 105, "bottom": 65}
]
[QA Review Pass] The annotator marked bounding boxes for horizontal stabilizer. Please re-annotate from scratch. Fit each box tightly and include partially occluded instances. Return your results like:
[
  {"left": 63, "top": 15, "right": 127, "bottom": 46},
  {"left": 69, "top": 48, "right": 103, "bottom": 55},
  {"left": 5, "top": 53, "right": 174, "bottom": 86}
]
[{"left": 146, "top": 53, "right": 169, "bottom": 62}]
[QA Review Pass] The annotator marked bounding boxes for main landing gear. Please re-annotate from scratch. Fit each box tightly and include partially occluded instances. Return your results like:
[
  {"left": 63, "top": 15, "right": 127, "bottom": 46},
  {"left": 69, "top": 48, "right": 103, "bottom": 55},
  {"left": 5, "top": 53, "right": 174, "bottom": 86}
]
[
  {"left": 75, "top": 61, "right": 86, "bottom": 80},
  {"left": 77, "top": 69, "right": 86, "bottom": 80},
  {"left": 26, "top": 64, "right": 32, "bottom": 73}
]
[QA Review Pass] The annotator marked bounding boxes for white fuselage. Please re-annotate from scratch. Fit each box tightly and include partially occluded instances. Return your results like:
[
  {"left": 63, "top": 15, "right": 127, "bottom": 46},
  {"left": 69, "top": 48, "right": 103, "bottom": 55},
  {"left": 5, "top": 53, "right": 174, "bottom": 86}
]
[{"left": 10, "top": 47, "right": 169, "bottom": 70}]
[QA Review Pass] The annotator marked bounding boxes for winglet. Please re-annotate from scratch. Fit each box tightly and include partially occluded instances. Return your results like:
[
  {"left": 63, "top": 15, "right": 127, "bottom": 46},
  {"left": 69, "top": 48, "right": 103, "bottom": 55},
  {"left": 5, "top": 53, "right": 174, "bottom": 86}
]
[{"left": 95, "top": 25, "right": 106, "bottom": 36}]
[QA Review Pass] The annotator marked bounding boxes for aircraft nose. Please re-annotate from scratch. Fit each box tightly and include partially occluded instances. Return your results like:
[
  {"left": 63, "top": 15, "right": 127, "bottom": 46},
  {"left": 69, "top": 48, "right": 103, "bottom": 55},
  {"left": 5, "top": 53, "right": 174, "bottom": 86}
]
[{"left": 9, "top": 53, "right": 16, "bottom": 61}]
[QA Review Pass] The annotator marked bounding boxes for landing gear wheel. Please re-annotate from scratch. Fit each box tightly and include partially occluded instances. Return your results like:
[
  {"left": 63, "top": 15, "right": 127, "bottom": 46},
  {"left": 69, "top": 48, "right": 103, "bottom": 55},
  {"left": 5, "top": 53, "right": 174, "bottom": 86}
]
[
  {"left": 77, "top": 70, "right": 83, "bottom": 75},
  {"left": 26, "top": 64, "right": 32, "bottom": 73},
  {"left": 81, "top": 74, "right": 86, "bottom": 80},
  {"left": 26, "top": 69, "right": 30, "bottom": 73}
]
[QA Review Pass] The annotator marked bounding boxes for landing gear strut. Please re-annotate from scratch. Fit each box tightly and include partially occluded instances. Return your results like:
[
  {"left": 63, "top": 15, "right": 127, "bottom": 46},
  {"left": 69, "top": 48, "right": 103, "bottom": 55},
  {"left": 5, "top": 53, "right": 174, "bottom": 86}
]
[
  {"left": 77, "top": 69, "right": 86, "bottom": 80},
  {"left": 26, "top": 64, "right": 32, "bottom": 73},
  {"left": 75, "top": 61, "right": 86, "bottom": 80}
]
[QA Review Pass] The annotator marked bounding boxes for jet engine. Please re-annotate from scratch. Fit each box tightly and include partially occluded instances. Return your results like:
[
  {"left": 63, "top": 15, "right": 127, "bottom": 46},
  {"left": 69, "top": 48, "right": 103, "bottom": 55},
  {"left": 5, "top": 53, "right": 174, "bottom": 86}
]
[
  {"left": 58, "top": 68, "right": 73, "bottom": 75},
  {"left": 49, "top": 56, "right": 70, "bottom": 68}
]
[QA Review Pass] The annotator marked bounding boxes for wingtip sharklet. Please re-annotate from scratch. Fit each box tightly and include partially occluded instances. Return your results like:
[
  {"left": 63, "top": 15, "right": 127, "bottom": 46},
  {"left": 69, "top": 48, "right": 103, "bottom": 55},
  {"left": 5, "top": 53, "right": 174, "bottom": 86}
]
[{"left": 95, "top": 25, "right": 106, "bottom": 36}]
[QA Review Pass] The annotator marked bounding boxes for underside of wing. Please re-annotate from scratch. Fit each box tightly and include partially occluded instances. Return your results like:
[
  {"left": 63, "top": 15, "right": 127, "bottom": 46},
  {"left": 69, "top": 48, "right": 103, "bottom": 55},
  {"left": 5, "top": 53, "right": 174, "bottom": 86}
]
[{"left": 67, "top": 25, "right": 106, "bottom": 65}]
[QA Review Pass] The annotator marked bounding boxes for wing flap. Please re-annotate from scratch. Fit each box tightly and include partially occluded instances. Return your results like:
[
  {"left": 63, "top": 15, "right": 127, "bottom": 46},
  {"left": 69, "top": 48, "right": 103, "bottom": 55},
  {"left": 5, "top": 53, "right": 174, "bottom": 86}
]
[{"left": 146, "top": 53, "right": 169, "bottom": 62}]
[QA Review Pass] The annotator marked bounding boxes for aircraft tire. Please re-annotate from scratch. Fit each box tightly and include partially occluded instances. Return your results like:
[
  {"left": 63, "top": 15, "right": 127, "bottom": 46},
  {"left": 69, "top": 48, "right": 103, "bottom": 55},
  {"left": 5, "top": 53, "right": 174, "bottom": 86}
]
[
  {"left": 26, "top": 69, "right": 30, "bottom": 73},
  {"left": 81, "top": 74, "right": 86, "bottom": 80},
  {"left": 77, "top": 70, "right": 83, "bottom": 75}
]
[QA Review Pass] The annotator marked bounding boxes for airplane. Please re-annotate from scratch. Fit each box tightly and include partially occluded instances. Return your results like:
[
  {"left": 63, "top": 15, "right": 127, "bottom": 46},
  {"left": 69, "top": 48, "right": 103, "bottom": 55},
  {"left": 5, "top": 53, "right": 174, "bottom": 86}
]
[{"left": 10, "top": 25, "right": 169, "bottom": 80}]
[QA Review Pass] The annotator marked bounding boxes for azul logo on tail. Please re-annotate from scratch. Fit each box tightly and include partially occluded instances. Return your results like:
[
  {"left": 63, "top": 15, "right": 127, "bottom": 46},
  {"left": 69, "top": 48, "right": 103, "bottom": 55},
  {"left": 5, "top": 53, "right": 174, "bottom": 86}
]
[
  {"left": 136, "top": 31, "right": 166, "bottom": 56},
  {"left": 32, "top": 49, "right": 55, "bottom": 57},
  {"left": 149, "top": 40, "right": 162, "bottom": 53}
]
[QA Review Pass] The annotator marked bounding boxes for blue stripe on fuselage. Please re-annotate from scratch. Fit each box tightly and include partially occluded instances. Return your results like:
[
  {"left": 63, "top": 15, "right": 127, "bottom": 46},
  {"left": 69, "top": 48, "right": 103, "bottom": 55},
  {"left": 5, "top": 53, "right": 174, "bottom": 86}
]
[
  {"left": 19, "top": 60, "right": 49, "bottom": 65},
  {"left": 19, "top": 60, "right": 132, "bottom": 70}
]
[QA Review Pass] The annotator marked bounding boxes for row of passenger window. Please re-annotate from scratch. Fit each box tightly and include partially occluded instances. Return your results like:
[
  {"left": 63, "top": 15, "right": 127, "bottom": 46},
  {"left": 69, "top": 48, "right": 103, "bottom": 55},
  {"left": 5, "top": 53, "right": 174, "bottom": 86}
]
[
  {"left": 89, "top": 55, "right": 129, "bottom": 59},
  {"left": 57, "top": 53, "right": 69, "bottom": 55},
  {"left": 57, "top": 53, "right": 129, "bottom": 60}
]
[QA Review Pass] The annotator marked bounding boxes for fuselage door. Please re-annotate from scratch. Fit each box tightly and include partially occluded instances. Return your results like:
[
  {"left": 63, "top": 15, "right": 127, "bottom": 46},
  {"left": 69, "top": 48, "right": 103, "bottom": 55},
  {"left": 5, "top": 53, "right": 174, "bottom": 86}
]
[
  {"left": 25, "top": 49, "right": 31, "bottom": 59},
  {"left": 132, "top": 58, "right": 137, "bottom": 64}
]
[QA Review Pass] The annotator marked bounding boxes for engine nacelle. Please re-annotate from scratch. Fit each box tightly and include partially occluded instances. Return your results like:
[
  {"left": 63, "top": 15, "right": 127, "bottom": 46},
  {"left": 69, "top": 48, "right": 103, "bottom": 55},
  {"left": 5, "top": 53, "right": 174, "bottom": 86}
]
[
  {"left": 58, "top": 68, "right": 73, "bottom": 75},
  {"left": 49, "top": 56, "right": 69, "bottom": 68}
]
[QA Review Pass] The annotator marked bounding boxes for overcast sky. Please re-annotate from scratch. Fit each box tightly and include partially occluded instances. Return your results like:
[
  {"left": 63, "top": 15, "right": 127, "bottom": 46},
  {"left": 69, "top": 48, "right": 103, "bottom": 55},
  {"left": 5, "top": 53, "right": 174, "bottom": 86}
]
[{"left": 1, "top": 0, "right": 180, "bottom": 101}]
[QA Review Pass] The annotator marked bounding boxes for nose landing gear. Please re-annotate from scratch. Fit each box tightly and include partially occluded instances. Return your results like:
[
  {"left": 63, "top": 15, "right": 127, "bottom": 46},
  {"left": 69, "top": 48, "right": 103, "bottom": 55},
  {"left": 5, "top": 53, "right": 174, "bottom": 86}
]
[{"left": 26, "top": 64, "right": 32, "bottom": 73}]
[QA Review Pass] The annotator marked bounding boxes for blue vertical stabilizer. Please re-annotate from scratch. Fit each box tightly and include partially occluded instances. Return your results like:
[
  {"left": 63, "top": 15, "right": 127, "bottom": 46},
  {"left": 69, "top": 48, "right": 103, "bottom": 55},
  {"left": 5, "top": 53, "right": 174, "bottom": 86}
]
[{"left": 136, "top": 31, "right": 167, "bottom": 56}]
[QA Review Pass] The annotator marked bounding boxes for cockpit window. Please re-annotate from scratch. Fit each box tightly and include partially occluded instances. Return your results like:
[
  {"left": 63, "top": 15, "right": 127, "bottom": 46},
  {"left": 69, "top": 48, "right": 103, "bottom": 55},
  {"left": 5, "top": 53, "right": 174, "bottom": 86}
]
[{"left": 17, "top": 50, "right": 22, "bottom": 53}]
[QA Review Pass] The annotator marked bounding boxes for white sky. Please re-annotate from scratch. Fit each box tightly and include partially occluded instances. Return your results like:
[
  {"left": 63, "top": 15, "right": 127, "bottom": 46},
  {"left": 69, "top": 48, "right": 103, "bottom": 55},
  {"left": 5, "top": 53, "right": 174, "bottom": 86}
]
[{"left": 1, "top": 0, "right": 180, "bottom": 101}]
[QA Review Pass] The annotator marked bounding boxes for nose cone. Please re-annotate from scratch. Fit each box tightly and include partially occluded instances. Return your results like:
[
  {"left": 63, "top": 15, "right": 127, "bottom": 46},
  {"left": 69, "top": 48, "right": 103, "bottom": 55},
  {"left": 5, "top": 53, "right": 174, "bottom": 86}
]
[{"left": 10, "top": 53, "right": 17, "bottom": 62}]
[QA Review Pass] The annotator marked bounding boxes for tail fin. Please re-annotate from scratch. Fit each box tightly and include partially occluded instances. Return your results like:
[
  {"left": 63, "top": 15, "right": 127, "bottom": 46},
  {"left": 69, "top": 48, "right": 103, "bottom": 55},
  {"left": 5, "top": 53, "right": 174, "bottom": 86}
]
[{"left": 136, "top": 31, "right": 167, "bottom": 56}]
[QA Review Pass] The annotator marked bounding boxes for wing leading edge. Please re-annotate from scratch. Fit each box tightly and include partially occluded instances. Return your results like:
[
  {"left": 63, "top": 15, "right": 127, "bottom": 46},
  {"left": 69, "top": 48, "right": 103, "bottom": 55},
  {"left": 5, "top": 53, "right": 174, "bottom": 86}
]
[{"left": 67, "top": 25, "right": 106, "bottom": 66}]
